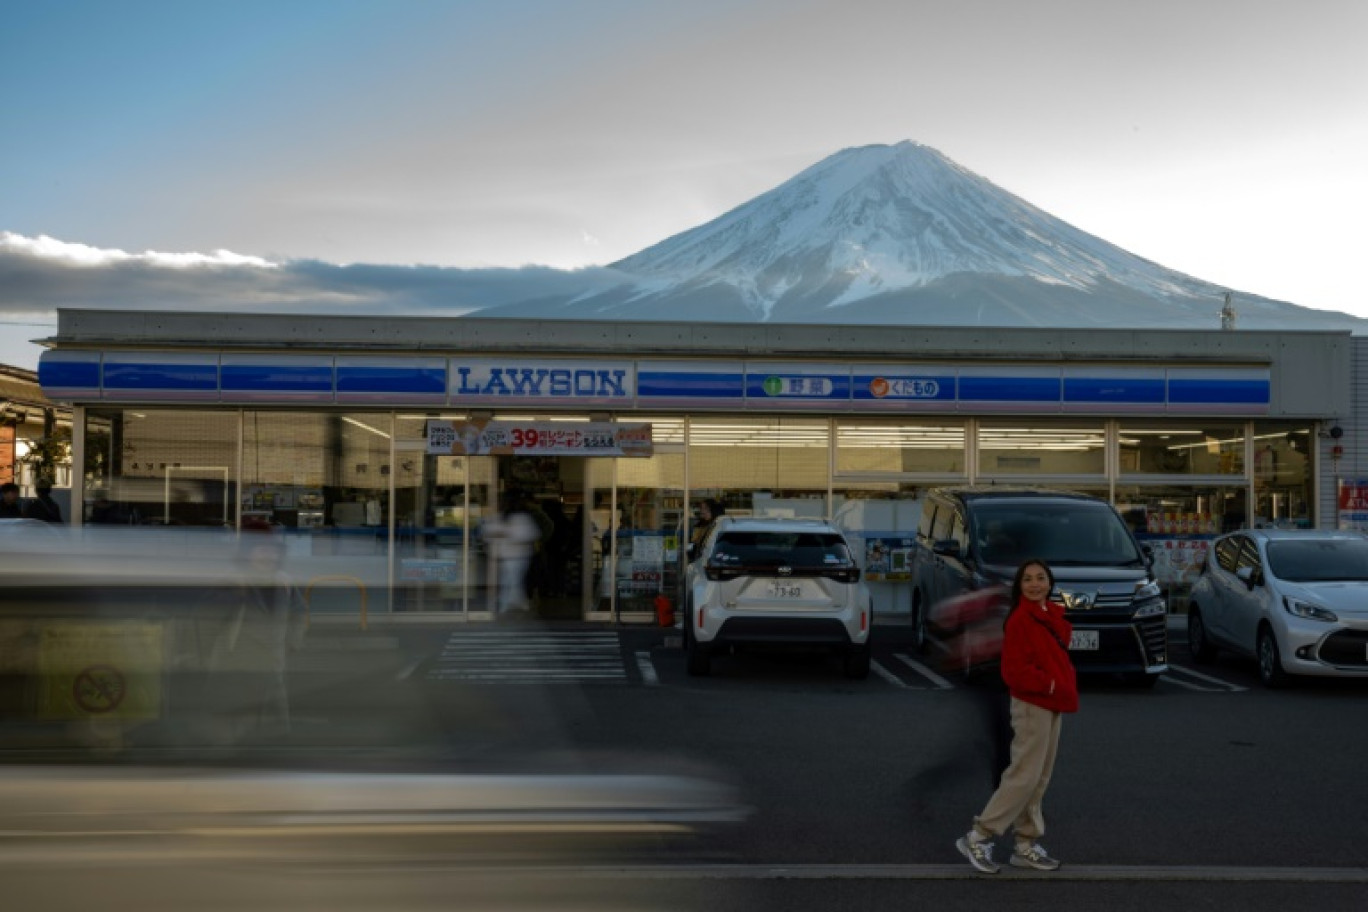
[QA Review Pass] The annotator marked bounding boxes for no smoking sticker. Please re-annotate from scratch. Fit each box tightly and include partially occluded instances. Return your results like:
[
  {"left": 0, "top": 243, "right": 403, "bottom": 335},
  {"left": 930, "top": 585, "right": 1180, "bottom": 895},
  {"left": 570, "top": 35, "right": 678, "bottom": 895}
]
[{"left": 72, "top": 664, "right": 127, "bottom": 714}]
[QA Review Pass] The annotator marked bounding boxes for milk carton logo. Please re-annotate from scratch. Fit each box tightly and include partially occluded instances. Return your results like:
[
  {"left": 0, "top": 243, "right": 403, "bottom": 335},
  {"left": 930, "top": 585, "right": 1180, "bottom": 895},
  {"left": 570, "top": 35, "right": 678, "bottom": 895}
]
[{"left": 870, "top": 377, "right": 940, "bottom": 399}]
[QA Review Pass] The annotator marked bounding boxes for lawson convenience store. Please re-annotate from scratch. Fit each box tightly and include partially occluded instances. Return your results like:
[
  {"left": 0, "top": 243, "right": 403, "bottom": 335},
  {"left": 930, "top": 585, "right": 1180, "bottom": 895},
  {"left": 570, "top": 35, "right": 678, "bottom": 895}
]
[{"left": 37, "top": 309, "right": 1349, "bottom": 621}]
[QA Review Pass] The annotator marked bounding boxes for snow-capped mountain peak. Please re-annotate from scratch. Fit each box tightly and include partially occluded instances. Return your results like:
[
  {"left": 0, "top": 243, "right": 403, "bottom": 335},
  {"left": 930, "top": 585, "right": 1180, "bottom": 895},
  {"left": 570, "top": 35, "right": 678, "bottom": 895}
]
[{"left": 609, "top": 140, "right": 1204, "bottom": 318}]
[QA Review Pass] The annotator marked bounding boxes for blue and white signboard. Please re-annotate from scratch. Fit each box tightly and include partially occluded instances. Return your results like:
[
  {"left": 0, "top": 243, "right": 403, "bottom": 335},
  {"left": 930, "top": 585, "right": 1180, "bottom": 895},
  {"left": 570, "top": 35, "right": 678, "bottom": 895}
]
[
  {"left": 852, "top": 364, "right": 957, "bottom": 411},
  {"left": 449, "top": 358, "right": 635, "bottom": 407},
  {"left": 745, "top": 362, "right": 850, "bottom": 409},
  {"left": 636, "top": 360, "right": 745, "bottom": 408}
]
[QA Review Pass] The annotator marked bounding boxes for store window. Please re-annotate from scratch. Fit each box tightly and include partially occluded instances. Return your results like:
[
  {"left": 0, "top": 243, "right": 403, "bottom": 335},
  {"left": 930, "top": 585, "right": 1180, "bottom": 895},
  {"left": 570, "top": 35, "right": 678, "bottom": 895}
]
[
  {"left": 242, "top": 411, "right": 393, "bottom": 616},
  {"left": 976, "top": 420, "right": 1106, "bottom": 478},
  {"left": 606, "top": 417, "right": 685, "bottom": 618},
  {"left": 1115, "top": 483, "right": 1247, "bottom": 608},
  {"left": 1119, "top": 421, "right": 1246, "bottom": 476},
  {"left": 835, "top": 420, "right": 965, "bottom": 475},
  {"left": 1252, "top": 422, "right": 1314, "bottom": 528},
  {"left": 84, "top": 408, "right": 238, "bottom": 527},
  {"left": 688, "top": 416, "right": 830, "bottom": 520}
]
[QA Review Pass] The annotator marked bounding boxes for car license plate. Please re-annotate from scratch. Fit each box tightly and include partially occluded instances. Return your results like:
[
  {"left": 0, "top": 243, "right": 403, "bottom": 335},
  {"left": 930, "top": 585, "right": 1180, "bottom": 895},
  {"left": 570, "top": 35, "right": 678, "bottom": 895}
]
[
  {"left": 1069, "top": 630, "right": 1099, "bottom": 651},
  {"left": 768, "top": 582, "right": 804, "bottom": 599}
]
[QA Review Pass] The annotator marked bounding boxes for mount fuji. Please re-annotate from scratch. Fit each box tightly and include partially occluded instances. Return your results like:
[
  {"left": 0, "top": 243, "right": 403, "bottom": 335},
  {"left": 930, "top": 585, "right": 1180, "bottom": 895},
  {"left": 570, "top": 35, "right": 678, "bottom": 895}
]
[{"left": 471, "top": 141, "right": 1362, "bottom": 331}]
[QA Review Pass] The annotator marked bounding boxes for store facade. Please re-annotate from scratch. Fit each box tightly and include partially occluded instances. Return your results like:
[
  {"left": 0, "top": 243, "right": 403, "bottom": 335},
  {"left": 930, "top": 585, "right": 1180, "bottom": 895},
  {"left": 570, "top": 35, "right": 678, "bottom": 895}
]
[{"left": 37, "top": 310, "right": 1350, "bottom": 620}]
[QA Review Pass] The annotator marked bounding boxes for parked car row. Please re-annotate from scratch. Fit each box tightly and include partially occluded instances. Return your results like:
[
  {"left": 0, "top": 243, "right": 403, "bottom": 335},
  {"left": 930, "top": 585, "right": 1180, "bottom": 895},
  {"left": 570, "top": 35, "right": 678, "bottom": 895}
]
[{"left": 679, "top": 487, "right": 1368, "bottom": 691}]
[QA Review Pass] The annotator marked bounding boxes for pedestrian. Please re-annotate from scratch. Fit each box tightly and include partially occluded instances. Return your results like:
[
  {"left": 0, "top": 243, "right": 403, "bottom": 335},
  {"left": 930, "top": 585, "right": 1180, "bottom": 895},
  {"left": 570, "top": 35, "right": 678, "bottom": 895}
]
[
  {"left": 205, "top": 520, "right": 307, "bottom": 741},
  {"left": 0, "top": 482, "right": 21, "bottom": 519},
  {"left": 955, "top": 558, "right": 1077, "bottom": 874},
  {"left": 483, "top": 491, "right": 541, "bottom": 617},
  {"left": 22, "top": 479, "right": 63, "bottom": 523},
  {"left": 689, "top": 498, "right": 724, "bottom": 559}
]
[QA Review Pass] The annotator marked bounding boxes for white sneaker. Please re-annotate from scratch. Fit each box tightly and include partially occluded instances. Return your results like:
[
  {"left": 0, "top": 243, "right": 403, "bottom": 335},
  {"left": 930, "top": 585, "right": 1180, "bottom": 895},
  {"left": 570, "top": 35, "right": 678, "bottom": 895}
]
[
  {"left": 956, "top": 835, "right": 1000, "bottom": 874},
  {"left": 1010, "top": 842, "right": 1061, "bottom": 871}
]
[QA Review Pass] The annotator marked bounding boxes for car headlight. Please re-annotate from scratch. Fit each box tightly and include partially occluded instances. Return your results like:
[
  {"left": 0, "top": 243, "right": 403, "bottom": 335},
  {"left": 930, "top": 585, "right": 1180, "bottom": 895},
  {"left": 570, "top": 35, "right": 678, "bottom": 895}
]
[
  {"left": 1134, "top": 581, "right": 1162, "bottom": 601},
  {"left": 1282, "top": 596, "right": 1338, "bottom": 622},
  {"left": 1132, "top": 602, "right": 1166, "bottom": 619}
]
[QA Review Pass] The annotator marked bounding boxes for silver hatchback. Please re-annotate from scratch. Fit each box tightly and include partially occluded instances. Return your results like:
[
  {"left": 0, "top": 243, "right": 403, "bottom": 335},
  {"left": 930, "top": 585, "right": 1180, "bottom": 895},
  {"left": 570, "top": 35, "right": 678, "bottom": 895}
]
[
  {"left": 683, "top": 517, "right": 873, "bottom": 679},
  {"left": 1187, "top": 529, "right": 1368, "bottom": 686}
]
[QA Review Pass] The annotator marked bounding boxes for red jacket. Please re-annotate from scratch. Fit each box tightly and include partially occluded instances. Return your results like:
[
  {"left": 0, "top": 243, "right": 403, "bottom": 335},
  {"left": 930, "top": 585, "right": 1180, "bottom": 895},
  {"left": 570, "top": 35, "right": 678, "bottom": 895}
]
[{"left": 1000, "top": 597, "right": 1079, "bottom": 713}]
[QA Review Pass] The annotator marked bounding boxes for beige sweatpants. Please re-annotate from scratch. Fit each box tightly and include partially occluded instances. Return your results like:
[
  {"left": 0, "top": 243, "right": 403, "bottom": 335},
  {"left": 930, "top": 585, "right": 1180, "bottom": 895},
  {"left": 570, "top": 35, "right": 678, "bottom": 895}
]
[{"left": 972, "top": 696, "right": 1063, "bottom": 843}]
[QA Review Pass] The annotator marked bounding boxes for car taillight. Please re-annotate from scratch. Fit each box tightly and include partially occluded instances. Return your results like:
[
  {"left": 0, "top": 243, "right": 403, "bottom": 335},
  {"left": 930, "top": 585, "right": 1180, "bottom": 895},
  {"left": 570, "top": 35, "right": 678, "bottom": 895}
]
[{"left": 823, "top": 566, "right": 860, "bottom": 583}]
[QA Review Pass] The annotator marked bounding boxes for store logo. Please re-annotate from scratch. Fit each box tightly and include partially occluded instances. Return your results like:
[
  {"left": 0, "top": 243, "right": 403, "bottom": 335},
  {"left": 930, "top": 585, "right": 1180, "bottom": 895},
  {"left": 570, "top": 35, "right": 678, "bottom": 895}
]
[
  {"left": 454, "top": 366, "right": 629, "bottom": 398},
  {"left": 761, "top": 375, "right": 834, "bottom": 397},
  {"left": 1059, "top": 589, "right": 1098, "bottom": 610},
  {"left": 869, "top": 377, "right": 940, "bottom": 398}
]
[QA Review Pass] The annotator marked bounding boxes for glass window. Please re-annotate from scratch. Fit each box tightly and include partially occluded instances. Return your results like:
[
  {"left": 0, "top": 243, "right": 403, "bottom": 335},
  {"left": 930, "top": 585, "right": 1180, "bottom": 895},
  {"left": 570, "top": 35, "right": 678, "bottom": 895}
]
[
  {"left": 977, "top": 420, "right": 1105, "bottom": 477},
  {"left": 1235, "top": 536, "right": 1261, "bottom": 572},
  {"left": 1252, "top": 422, "right": 1313, "bottom": 528},
  {"left": 1215, "top": 536, "right": 1240, "bottom": 573},
  {"left": 688, "top": 416, "right": 829, "bottom": 519},
  {"left": 610, "top": 418, "right": 685, "bottom": 617},
  {"left": 1119, "top": 421, "right": 1246, "bottom": 476},
  {"left": 1114, "top": 482, "right": 1243, "bottom": 607},
  {"left": 1266, "top": 538, "right": 1368, "bottom": 581},
  {"left": 835, "top": 420, "right": 964, "bottom": 475},
  {"left": 243, "top": 411, "right": 393, "bottom": 616},
  {"left": 84, "top": 409, "right": 238, "bottom": 527}
]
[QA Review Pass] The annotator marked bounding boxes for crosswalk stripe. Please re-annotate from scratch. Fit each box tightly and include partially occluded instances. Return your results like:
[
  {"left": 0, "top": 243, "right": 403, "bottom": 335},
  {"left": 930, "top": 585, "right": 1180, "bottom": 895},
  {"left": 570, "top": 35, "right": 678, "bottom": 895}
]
[{"left": 428, "top": 630, "right": 627, "bottom": 682}]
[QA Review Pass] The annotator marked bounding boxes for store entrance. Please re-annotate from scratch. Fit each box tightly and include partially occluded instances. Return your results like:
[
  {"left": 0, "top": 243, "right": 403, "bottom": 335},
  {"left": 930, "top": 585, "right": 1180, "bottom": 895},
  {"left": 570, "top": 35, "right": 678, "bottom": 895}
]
[{"left": 497, "top": 454, "right": 609, "bottom": 621}]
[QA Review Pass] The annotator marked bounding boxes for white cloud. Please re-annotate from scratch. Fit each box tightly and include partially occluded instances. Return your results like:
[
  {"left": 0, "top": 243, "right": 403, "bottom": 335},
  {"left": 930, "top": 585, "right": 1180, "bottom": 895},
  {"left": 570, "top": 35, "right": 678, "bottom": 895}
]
[
  {"left": 0, "top": 232, "right": 278, "bottom": 269},
  {"left": 0, "top": 231, "right": 628, "bottom": 318}
]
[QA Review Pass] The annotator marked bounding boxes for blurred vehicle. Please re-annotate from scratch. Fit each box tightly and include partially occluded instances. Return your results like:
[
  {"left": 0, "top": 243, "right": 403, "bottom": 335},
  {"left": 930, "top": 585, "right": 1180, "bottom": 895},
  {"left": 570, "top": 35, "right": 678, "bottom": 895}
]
[
  {"left": 910, "top": 487, "right": 1167, "bottom": 687},
  {"left": 925, "top": 583, "right": 1011, "bottom": 677},
  {"left": 1187, "top": 528, "right": 1368, "bottom": 687},
  {"left": 683, "top": 517, "right": 872, "bottom": 678}
]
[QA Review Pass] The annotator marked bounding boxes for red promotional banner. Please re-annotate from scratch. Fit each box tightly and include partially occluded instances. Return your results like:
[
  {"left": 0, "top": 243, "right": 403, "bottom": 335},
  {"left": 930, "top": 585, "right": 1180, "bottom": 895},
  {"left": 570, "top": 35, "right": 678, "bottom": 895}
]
[{"left": 426, "top": 420, "right": 653, "bottom": 457}]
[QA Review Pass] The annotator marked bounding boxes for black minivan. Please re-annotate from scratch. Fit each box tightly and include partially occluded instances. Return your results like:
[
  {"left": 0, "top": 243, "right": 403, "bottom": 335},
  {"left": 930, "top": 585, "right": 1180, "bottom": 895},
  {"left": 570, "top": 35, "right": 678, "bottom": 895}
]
[{"left": 909, "top": 487, "right": 1168, "bottom": 686}]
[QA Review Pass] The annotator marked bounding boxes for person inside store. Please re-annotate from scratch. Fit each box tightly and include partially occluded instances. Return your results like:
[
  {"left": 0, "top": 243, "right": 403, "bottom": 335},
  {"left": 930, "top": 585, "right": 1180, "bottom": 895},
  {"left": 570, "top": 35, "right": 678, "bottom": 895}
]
[
  {"left": 88, "top": 489, "right": 129, "bottom": 524},
  {"left": 22, "top": 478, "right": 63, "bottom": 523},
  {"left": 482, "top": 491, "right": 542, "bottom": 619},
  {"left": 688, "top": 498, "right": 725, "bottom": 560},
  {"left": 0, "top": 483, "right": 21, "bottom": 518},
  {"left": 955, "top": 558, "right": 1078, "bottom": 875}
]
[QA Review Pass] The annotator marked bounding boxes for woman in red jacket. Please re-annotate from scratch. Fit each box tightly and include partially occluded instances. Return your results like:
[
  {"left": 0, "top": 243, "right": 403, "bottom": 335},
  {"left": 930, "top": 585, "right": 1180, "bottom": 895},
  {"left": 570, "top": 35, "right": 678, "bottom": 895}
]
[{"left": 955, "top": 558, "right": 1078, "bottom": 874}]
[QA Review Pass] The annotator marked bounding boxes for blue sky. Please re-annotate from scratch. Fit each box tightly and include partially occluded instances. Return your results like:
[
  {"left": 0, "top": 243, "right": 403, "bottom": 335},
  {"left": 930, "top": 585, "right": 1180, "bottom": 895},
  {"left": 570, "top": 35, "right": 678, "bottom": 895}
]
[{"left": 3, "top": 0, "right": 1366, "bottom": 367}]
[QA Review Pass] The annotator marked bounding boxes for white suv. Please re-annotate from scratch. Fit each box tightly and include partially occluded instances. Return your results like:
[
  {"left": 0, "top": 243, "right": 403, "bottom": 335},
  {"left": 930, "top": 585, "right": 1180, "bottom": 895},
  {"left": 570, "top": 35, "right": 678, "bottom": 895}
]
[{"left": 683, "top": 517, "right": 873, "bottom": 678}]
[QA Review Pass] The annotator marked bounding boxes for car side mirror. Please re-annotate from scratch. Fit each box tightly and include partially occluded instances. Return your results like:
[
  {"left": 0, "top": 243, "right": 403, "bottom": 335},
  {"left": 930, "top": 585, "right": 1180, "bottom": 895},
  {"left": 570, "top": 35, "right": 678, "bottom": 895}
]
[
  {"left": 1141, "top": 544, "right": 1154, "bottom": 566},
  {"left": 931, "top": 538, "right": 961, "bottom": 558},
  {"left": 1236, "top": 566, "right": 1260, "bottom": 589}
]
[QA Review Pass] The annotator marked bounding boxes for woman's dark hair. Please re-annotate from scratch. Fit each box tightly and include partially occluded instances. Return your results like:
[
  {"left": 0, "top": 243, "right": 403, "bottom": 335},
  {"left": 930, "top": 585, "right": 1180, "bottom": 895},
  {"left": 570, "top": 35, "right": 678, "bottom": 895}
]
[
  {"left": 706, "top": 498, "right": 726, "bottom": 518},
  {"left": 1010, "top": 558, "right": 1055, "bottom": 606}
]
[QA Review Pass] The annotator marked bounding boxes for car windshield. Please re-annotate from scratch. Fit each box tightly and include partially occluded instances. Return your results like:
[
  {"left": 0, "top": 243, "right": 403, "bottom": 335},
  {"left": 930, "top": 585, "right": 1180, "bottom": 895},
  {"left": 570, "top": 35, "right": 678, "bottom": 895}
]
[
  {"left": 971, "top": 501, "right": 1143, "bottom": 567},
  {"left": 712, "top": 531, "right": 852, "bottom": 569},
  {"left": 1265, "top": 538, "right": 1368, "bottom": 582}
]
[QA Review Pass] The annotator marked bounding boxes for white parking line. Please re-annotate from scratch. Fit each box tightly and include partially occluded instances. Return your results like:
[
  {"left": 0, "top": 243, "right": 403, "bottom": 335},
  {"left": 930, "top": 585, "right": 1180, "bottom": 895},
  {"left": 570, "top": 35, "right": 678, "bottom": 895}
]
[
  {"left": 635, "top": 650, "right": 660, "bottom": 687},
  {"left": 894, "top": 654, "right": 954, "bottom": 690},
  {"left": 1159, "top": 674, "right": 1222, "bottom": 692},
  {"left": 1168, "top": 663, "right": 1249, "bottom": 692},
  {"left": 869, "top": 660, "right": 907, "bottom": 689}
]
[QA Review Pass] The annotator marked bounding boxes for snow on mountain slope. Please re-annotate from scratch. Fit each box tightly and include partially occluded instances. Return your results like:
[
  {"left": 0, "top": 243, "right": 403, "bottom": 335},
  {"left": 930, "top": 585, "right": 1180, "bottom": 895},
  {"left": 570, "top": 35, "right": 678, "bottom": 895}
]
[
  {"left": 608, "top": 141, "right": 1217, "bottom": 319},
  {"left": 468, "top": 141, "right": 1362, "bottom": 332}
]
